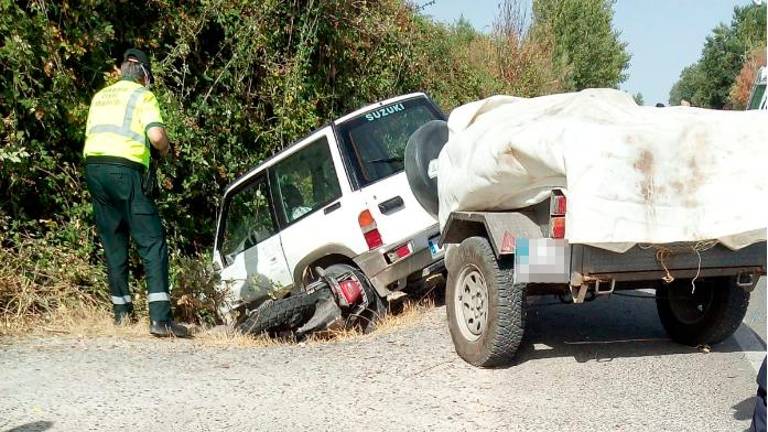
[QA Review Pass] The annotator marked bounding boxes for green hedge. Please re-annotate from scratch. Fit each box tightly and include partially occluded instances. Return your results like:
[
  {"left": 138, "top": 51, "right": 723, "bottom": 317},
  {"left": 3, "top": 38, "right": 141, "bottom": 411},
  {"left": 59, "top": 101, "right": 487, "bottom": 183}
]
[{"left": 1, "top": 0, "right": 627, "bottom": 257}]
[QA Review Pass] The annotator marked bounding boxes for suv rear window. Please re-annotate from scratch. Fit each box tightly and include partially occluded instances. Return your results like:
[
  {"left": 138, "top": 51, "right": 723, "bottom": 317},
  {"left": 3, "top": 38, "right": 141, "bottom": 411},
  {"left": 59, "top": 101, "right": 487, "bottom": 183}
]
[{"left": 336, "top": 97, "right": 443, "bottom": 188}]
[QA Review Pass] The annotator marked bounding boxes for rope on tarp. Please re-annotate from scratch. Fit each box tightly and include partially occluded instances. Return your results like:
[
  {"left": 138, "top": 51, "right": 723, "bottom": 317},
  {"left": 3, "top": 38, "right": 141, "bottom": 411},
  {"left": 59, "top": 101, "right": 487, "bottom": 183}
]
[{"left": 638, "top": 240, "right": 719, "bottom": 293}]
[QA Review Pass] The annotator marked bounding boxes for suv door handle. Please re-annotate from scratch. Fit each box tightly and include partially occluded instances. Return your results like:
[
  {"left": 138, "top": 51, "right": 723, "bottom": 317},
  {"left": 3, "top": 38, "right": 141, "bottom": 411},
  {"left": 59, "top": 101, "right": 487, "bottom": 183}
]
[
  {"left": 378, "top": 196, "right": 404, "bottom": 215},
  {"left": 324, "top": 202, "right": 341, "bottom": 214}
]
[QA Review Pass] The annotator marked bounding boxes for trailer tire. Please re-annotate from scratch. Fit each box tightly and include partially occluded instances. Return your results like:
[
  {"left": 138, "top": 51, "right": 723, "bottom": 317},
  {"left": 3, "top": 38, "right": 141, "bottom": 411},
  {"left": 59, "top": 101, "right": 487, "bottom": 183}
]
[
  {"left": 446, "top": 236, "right": 525, "bottom": 367},
  {"left": 656, "top": 277, "right": 750, "bottom": 346}
]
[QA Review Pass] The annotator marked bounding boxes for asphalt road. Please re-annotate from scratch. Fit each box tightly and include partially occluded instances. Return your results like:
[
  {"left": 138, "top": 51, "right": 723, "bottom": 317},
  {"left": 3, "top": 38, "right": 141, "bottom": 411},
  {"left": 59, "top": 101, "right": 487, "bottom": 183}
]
[{"left": 1, "top": 283, "right": 765, "bottom": 432}]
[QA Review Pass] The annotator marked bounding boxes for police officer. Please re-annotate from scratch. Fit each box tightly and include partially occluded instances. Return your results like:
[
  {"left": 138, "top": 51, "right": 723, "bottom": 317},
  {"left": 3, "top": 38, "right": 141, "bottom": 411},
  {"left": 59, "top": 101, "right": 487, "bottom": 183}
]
[{"left": 83, "top": 48, "right": 188, "bottom": 337}]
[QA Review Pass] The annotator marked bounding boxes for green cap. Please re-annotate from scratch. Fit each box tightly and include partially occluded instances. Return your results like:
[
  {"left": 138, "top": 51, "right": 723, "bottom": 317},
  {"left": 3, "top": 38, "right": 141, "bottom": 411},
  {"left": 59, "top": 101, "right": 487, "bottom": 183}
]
[{"left": 123, "top": 48, "right": 153, "bottom": 83}]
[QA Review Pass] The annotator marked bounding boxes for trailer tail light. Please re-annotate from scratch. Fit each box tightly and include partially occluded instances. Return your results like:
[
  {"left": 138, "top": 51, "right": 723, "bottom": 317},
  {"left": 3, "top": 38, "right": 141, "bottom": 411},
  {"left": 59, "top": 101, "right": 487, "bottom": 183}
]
[
  {"left": 550, "top": 192, "right": 567, "bottom": 216},
  {"left": 358, "top": 210, "right": 383, "bottom": 250},
  {"left": 550, "top": 216, "right": 566, "bottom": 239},
  {"left": 549, "top": 191, "right": 566, "bottom": 239}
]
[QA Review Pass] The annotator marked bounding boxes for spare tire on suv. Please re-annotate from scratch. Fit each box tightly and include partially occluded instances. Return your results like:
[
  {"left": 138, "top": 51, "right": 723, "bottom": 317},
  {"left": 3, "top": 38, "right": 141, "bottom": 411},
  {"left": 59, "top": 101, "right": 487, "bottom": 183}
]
[{"left": 404, "top": 120, "right": 449, "bottom": 219}]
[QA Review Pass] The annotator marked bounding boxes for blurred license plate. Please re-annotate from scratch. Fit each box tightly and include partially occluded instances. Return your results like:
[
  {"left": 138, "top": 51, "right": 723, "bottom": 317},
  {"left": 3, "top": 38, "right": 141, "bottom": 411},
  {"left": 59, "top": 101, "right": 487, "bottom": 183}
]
[{"left": 428, "top": 236, "right": 443, "bottom": 258}]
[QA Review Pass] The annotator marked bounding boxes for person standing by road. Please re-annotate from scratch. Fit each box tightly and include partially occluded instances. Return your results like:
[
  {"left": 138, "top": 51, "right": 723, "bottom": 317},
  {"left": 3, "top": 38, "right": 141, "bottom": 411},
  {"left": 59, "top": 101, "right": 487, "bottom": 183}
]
[
  {"left": 750, "top": 357, "right": 767, "bottom": 432},
  {"left": 82, "top": 48, "right": 188, "bottom": 338}
]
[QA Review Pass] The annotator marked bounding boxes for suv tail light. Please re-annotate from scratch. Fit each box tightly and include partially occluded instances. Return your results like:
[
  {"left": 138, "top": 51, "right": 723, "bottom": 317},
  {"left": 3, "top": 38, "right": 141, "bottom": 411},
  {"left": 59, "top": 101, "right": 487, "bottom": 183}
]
[
  {"left": 358, "top": 210, "right": 383, "bottom": 250},
  {"left": 549, "top": 191, "right": 566, "bottom": 239},
  {"left": 385, "top": 242, "right": 413, "bottom": 264}
]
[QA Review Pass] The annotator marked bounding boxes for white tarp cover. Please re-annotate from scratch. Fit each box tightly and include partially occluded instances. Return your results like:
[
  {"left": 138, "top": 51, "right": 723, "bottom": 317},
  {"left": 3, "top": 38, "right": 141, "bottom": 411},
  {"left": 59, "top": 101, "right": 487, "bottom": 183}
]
[{"left": 438, "top": 89, "right": 767, "bottom": 253}]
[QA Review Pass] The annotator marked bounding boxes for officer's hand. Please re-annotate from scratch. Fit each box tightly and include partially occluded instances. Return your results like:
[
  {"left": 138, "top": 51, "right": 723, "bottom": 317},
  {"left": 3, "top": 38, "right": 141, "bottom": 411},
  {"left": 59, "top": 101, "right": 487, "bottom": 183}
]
[{"left": 147, "top": 126, "right": 171, "bottom": 158}]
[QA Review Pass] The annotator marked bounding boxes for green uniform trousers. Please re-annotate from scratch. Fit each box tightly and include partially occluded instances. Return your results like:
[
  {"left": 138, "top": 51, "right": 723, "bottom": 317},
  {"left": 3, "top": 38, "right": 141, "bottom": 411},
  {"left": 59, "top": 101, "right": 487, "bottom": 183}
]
[{"left": 84, "top": 161, "right": 172, "bottom": 322}]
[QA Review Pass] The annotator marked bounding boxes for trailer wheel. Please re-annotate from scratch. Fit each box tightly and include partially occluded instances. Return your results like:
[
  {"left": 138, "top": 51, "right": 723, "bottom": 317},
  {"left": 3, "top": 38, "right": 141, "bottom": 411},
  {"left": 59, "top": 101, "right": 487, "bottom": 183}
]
[
  {"left": 656, "top": 277, "right": 750, "bottom": 346},
  {"left": 446, "top": 236, "right": 525, "bottom": 367}
]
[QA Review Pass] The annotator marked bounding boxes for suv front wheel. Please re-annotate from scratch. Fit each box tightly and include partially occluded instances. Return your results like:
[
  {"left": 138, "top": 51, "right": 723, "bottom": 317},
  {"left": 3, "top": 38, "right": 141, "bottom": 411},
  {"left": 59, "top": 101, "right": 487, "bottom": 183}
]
[{"left": 446, "top": 236, "right": 526, "bottom": 367}]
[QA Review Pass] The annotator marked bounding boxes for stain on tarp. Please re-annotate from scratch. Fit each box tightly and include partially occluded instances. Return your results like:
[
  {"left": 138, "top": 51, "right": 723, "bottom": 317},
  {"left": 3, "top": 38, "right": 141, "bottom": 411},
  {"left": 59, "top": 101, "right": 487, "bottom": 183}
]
[{"left": 633, "top": 148, "right": 655, "bottom": 204}]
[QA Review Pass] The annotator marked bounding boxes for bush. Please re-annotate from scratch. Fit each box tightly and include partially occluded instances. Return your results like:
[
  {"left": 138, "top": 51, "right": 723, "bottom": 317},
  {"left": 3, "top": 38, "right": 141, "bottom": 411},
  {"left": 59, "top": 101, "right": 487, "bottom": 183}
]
[
  {"left": 1, "top": 0, "right": 573, "bottom": 255},
  {"left": 170, "top": 253, "right": 224, "bottom": 326},
  {"left": 0, "top": 232, "right": 108, "bottom": 333},
  {"left": 0, "top": 226, "right": 227, "bottom": 332},
  {"left": 1, "top": 0, "right": 631, "bottom": 327}
]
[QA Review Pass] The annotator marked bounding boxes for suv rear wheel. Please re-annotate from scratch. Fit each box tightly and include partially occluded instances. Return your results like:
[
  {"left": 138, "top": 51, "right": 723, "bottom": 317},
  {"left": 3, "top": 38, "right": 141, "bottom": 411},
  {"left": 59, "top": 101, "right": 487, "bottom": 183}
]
[
  {"left": 655, "top": 277, "right": 750, "bottom": 346},
  {"left": 446, "top": 236, "right": 526, "bottom": 367}
]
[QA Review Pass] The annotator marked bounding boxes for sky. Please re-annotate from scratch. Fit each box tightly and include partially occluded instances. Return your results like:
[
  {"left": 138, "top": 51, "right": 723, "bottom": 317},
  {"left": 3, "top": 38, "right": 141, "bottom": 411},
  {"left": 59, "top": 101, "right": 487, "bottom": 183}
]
[{"left": 423, "top": 0, "right": 755, "bottom": 105}]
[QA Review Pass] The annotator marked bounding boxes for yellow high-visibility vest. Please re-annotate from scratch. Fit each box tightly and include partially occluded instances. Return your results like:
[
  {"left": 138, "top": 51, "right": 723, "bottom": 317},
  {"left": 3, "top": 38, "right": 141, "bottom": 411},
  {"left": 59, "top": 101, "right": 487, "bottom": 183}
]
[{"left": 83, "top": 80, "right": 164, "bottom": 168}]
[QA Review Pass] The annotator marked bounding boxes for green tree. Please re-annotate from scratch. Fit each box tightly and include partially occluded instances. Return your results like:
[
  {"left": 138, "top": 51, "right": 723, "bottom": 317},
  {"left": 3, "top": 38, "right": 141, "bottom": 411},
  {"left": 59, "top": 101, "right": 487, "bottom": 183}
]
[
  {"left": 668, "top": 3, "right": 766, "bottom": 108},
  {"left": 669, "top": 64, "right": 706, "bottom": 106},
  {"left": 0, "top": 0, "right": 622, "bottom": 263},
  {"left": 632, "top": 92, "right": 644, "bottom": 106},
  {"left": 532, "top": 0, "right": 630, "bottom": 90}
]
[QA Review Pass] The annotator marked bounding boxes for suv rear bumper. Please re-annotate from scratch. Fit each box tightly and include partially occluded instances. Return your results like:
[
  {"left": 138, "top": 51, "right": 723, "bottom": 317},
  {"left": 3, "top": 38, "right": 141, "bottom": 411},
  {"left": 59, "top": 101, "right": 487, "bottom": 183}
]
[{"left": 353, "top": 224, "right": 444, "bottom": 297}]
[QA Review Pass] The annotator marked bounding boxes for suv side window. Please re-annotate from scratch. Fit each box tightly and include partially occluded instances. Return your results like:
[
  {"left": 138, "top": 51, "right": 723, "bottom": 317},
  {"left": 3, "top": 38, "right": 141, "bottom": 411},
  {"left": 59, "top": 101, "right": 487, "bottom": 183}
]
[
  {"left": 271, "top": 136, "right": 342, "bottom": 225},
  {"left": 219, "top": 174, "right": 277, "bottom": 262}
]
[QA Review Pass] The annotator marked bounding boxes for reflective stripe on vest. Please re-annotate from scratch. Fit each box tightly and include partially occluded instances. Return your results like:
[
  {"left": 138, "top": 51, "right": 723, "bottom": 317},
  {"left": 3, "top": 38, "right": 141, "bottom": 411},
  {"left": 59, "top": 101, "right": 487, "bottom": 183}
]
[{"left": 88, "top": 87, "right": 148, "bottom": 146}]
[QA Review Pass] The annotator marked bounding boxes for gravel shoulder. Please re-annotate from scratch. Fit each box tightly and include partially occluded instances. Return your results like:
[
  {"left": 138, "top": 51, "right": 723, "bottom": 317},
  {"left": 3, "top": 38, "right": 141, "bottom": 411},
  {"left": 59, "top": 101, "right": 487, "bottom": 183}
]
[{"left": 0, "top": 291, "right": 763, "bottom": 432}]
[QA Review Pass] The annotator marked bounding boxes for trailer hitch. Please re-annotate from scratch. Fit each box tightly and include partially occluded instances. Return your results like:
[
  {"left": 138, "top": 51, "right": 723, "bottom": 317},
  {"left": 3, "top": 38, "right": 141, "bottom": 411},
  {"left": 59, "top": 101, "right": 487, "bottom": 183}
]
[
  {"left": 736, "top": 272, "right": 758, "bottom": 292},
  {"left": 594, "top": 279, "right": 616, "bottom": 296},
  {"left": 565, "top": 276, "right": 615, "bottom": 304}
]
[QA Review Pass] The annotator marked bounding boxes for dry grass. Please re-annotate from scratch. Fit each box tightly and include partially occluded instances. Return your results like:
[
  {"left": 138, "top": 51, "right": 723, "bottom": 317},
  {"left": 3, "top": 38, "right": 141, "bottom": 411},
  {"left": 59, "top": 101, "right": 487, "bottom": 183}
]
[
  {"left": 4, "top": 306, "right": 143, "bottom": 339},
  {"left": 371, "top": 298, "right": 435, "bottom": 334},
  {"left": 0, "top": 238, "right": 109, "bottom": 335},
  {"left": 2, "top": 297, "right": 437, "bottom": 348},
  {"left": 193, "top": 297, "right": 436, "bottom": 347},
  {"left": 3, "top": 306, "right": 296, "bottom": 348},
  {"left": 1, "top": 236, "right": 440, "bottom": 346}
]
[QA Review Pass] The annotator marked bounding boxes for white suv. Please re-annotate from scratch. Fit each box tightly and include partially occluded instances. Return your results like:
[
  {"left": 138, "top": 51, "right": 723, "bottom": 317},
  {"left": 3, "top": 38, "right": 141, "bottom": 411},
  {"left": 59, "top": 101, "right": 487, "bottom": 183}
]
[{"left": 213, "top": 93, "right": 446, "bottom": 319}]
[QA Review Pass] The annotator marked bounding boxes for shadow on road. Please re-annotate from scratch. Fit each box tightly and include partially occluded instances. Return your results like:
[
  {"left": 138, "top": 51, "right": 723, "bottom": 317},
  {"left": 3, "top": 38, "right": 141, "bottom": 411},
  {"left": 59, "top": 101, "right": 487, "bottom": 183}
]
[
  {"left": 514, "top": 291, "right": 754, "bottom": 366},
  {"left": 732, "top": 396, "right": 757, "bottom": 421},
  {"left": 3, "top": 421, "right": 53, "bottom": 432}
]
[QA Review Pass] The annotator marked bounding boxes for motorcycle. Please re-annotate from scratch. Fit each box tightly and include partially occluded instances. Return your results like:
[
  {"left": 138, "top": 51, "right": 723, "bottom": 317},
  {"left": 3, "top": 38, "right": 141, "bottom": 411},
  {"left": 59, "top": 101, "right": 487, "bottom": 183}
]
[{"left": 237, "top": 264, "right": 385, "bottom": 338}]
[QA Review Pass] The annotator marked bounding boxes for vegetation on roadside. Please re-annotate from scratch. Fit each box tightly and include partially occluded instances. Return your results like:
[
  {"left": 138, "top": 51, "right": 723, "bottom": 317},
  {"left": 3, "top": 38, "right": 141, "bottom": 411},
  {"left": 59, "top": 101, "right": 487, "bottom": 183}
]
[
  {"left": 532, "top": 0, "right": 630, "bottom": 90},
  {"left": 1, "top": 0, "right": 629, "bottom": 330},
  {"left": 669, "top": 2, "right": 766, "bottom": 108}
]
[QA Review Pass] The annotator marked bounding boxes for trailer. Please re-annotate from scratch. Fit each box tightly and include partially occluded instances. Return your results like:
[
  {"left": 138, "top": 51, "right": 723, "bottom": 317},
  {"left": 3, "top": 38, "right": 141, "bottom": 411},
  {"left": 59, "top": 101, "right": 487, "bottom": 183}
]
[
  {"left": 440, "top": 197, "right": 765, "bottom": 367},
  {"left": 404, "top": 117, "right": 766, "bottom": 367}
]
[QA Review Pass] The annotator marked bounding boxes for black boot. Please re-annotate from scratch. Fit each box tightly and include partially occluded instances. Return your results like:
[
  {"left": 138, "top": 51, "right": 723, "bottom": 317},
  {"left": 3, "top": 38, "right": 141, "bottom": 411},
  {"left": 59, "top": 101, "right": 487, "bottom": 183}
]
[{"left": 149, "top": 320, "right": 190, "bottom": 338}]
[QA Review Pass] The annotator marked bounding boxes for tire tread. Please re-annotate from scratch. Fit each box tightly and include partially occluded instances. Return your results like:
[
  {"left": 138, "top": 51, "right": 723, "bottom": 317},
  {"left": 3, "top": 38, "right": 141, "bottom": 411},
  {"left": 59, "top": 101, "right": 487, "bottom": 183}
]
[
  {"left": 656, "top": 277, "right": 750, "bottom": 346},
  {"left": 447, "top": 236, "right": 525, "bottom": 367}
]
